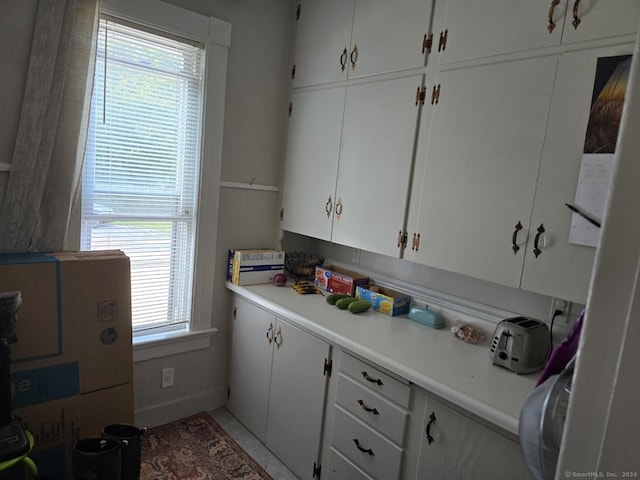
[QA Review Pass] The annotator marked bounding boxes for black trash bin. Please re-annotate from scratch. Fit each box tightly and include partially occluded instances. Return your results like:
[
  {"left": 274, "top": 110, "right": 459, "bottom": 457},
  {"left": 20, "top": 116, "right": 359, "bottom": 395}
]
[
  {"left": 73, "top": 437, "right": 124, "bottom": 480},
  {"left": 101, "top": 424, "right": 147, "bottom": 480}
]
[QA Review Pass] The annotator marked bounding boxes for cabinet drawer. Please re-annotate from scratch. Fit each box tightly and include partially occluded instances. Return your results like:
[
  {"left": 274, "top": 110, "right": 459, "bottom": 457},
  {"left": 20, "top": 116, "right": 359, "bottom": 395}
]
[
  {"left": 332, "top": 406, "right": 403, "bottom": 480},
  {"left": 327, "top": 448, "right": 373, "bottom": 480},
  {"left": 336, "top": 373, "right": 408, "bottom": 445},
  {"left": 340, "top": 353, "right": 411, "bottom": 408}
]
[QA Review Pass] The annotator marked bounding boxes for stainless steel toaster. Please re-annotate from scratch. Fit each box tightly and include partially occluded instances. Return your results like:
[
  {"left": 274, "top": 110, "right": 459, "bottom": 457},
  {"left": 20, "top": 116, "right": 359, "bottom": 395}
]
[{"left": 490, "top": 316, "right": 551, "bottom": 374}]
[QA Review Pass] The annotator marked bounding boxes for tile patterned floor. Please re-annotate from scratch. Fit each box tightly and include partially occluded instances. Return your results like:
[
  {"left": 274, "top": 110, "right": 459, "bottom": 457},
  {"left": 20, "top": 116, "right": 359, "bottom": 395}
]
[{"left": 208, "top": 407, "right": 300, "bottom": 480}]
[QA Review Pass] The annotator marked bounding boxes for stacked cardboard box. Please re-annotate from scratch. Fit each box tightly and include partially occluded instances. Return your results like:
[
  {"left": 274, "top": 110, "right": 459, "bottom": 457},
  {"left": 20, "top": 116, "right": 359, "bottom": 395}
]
[{"left": 0, "top": 250, "right": 134, "bottom": 479}]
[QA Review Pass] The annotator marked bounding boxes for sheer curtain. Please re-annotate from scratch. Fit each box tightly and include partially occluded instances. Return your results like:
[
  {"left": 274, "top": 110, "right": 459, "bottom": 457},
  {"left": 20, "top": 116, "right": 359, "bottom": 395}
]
[{"left": 0, "top": 0, "right": 99, "bottom": 252}]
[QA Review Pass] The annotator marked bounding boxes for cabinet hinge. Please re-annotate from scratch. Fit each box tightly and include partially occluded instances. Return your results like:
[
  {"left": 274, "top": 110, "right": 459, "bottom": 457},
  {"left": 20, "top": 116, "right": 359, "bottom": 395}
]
[
  {"left": 291, "top": 64, "right": 296, "bottom": 79},
  {"left": 296, "top": 3, "right": 301, "bottom": 20},
  {"left": 313, "top": 461, "right": 321, "bottom": 479},
  {"left": 323, "top": 358, "right": 332, "bottom": 377},
  {"left": 422, "top": 33, "right": 433, "bottom": 54},
  {"left": 288, "top": 102, "right": 293, "bottom": 117},
  {"left": 431, "top": 84, "right": 441, "bottom": 105},
  {"left": 438, "top": 29, "right": 448, "bottom": 52},
  {"left": 415, "top": 85, "right": 426, "bottom": 106}
]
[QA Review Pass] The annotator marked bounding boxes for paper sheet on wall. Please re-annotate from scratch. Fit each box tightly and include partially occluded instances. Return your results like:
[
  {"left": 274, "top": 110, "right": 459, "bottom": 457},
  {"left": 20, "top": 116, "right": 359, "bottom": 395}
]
[{"left": 569, "top": 154, "right": 614, "bottom": 247}]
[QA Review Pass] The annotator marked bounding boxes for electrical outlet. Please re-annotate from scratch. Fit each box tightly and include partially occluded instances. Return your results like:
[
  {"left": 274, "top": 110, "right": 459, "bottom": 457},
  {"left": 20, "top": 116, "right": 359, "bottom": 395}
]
[
  {"left": 550, "top": 298, "right": 569, "bottom": 323},
  {"left": 161, "top": 367, "right": 175, "bottom": 388},
  {"left": 352, "top": 248, "right": 361, "bottom": 264}
]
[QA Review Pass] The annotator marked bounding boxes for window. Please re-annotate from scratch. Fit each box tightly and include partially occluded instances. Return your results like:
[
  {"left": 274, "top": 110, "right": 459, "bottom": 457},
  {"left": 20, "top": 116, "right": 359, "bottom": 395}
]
[{"left": 81, "top": 16, "right": 205, "bottom": 335}]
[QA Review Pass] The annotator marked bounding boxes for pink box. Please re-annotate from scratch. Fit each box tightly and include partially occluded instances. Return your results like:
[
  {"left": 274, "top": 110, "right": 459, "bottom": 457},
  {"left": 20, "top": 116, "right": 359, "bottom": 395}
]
[{"left": 314, "top": 265, "right": 369, "bottom": 296}]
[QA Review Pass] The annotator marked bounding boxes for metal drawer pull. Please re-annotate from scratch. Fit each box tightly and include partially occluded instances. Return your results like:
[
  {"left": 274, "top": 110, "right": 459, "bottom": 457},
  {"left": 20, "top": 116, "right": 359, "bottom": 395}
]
[
  {"left": 572, "top": 0, "right": 581, "bottom": 29},
  {"left": 547, "top": 0, "right": 560, "bottom": 33},
  {"left": 274, "top": 326, "right": 282, "bottom": 349},
  {"left": 340, "top": 48, "right": 348, "bottom": 72},
  {"left": 426, "top": 412, "right": 436, "bottom": 445},
  {"left": 266, "top": 323, "right": 274, "bottom": 344},
  {"left": 353, "top": 438, "right": 375, "bottom": 456},
  {"left": 357, "top": 399, "right": 380, "bottom": 415},
  {"left": 361, "top": 371, "right": 383, "bottom": 386},
  {"left": 325, "top": 196, "right": 333, "bottom": 218},
  {"left": 512, "top": 221, "right": 523, "bottom": 254},
  {"left": 533, "top": 224, "right": 546, "bottom": 258}
]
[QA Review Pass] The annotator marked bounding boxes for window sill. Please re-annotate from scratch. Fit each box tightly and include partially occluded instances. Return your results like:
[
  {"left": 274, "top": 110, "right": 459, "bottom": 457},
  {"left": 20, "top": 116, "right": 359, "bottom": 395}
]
[{"left": 132, "top": 327, "right": 218, "bottom": 363}]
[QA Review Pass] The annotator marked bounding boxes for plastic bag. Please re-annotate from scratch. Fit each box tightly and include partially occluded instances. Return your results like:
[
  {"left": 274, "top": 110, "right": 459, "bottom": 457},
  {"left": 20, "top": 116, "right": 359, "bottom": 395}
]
[{"left": 451, "top": 323, "right": 485, "bottom": 344}]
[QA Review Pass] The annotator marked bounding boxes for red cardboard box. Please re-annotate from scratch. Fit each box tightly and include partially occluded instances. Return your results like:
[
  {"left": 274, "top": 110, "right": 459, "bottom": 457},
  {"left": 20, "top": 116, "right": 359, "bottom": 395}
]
[{"left": 314, "top": 265, "right": 369, "bottom": 296}]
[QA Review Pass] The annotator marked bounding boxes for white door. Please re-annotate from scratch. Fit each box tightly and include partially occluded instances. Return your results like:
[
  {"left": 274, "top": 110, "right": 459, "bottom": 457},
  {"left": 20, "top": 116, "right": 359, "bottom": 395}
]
[
  {"left": 291, "top": 0, "right": 354, "bottom": 87},
  {"left": 348, "top": 0, "right": 433, "bottom": 79},
  {"left": 227, "top": 297, "right": 275, "bottom": 442},
  {"left": 266, "top": 318, "right": 330, "bottom": 480},
  {"left": 417, "top": 396, "right": 530, "bottom": 479},
  {"left": 411, "top": 56, "right": 557, "bottom": 288},
  {"left": 282, "top": 87, "right": 346, "bottom": 241},
  {"left": 521, "top": 44, "right": 634, "bottom": 303},
  {"left": 332, "top": 75, "right": 423, "bottom": 257}
]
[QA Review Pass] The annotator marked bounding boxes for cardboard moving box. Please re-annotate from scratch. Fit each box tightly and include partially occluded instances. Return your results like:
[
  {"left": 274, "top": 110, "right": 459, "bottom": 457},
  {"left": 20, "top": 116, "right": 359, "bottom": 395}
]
[{"left": 0, "top": 251, "right": 135, "bottom": 478}]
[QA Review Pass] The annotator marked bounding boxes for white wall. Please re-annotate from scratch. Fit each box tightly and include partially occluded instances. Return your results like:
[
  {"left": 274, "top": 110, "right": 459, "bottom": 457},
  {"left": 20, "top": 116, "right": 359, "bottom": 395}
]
[{"left": 134, "top": 0, "right": 295, "bottom": 426}]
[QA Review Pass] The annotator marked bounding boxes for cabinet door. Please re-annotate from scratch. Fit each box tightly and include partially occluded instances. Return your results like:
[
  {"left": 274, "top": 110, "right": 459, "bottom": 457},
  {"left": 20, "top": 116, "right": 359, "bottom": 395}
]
[
  {"left": 282, "top": 87, "right": 346, "bottom": 241},
  {"left": 411, "top": 56, "right": 557, "bottom": 288},
  {"left": 266, "top": 318, "right": 330, "bottom": 480},
  {"left": 417, "top": 396, "right": 530, "bottom": 479},
  {"left": 349, "top": 0, "right": 433, "bottom": 79},
  {"left": 292, "top": 0, "right": 354, "bottom": 87},
  {"left": 227, "top": 297, "right": 275, "bottom": 443},
  {"left": 435, "top": 0, "right": 564, "bottom": 65},
  {"left": 521, "top": 44, "right": 634, "bottom": 303},
  {"left": 332, "top": 75, "right": 423, "bottom": 257},
  {"left": 560, "top": 0, "right": 640, "bottom": 45}
]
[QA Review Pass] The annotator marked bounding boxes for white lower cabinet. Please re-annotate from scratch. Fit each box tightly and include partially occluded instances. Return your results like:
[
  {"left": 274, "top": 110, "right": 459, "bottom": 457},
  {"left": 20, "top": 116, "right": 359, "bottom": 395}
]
[
  {"left": 417, "top": 395, "right": 530, "bottom": 480},
  {"left": 324, "top": 352, "right": 412, "bottom": 480},
  {"left": 227, "top": 296, "right": 331, "bottom": 479}
]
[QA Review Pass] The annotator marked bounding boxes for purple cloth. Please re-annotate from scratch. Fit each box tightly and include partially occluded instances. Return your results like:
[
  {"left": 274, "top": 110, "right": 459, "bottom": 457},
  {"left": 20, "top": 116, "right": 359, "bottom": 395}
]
[{"left": 536, "top": 308, "right": 585, "bottom": 387}]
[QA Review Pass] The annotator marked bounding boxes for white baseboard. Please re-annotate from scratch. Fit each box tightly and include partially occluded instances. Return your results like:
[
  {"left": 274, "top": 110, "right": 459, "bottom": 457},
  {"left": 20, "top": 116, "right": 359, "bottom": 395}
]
[{"left": 134, "top": 385, "right": 228, "bottom": 428}]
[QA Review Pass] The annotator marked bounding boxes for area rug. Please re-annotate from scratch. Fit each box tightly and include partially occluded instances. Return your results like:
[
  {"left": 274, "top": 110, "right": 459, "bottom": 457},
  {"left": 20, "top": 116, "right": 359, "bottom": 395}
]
[{"left": 140, "top": 412, "right": 272, "bottom": 480}]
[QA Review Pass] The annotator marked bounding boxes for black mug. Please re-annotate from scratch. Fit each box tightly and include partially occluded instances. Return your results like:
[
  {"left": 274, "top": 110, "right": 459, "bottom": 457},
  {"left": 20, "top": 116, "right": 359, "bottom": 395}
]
[
  {"left": 101, "top": 424, "right": 147, "bottom": 480},
  {"left": 73, "top": 437, "right": 125, "bottom": 480}
]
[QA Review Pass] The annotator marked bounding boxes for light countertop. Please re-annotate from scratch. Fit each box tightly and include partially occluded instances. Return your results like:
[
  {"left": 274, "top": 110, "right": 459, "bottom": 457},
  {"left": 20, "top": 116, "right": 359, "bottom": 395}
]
[{"left": 227, "top": 282, "right": 539, "bottom": 436}]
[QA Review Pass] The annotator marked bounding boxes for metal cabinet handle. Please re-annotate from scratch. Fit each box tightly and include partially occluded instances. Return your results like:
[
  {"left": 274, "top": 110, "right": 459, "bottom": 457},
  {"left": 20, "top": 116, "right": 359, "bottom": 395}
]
[
  {"left": 335, "top": 198, "right": 343, "bottom": 219},
  {"left": 438, "top": 29, "right": 448, "bottom": 52},
  {"left": 547, "top": 0, "right": 560, "bottom": 33},
  {"left": 512, "top": 221, "right": 523, "bottom": 254},
  {"left": 266, "top": 323, "right": 274, "bottom": 344},
  {"left": 357, "top": 399, "right": 380, "bottom": 415},
  {"left": 353, "top": 438, "right": 375, "bottom": 456},
  {"left": 426, "top": 412, "right": 436, "bottom": 445},
  {"left": 274, "top": 326, "right": 282, "bottom": 349},
  {"left": 325, "top": 196, "right": 333, "bottom": 218},
  {"left": 340, "top": 48, "right": 348, "bottom": 72},
  {"left": 350, "top": 44, "right": 358, "bottom": 70},
  {"left": 361, "top": 371, "right": 383, "bottom": 386},
  {"left": 533, "top": 224, "right": 546, "bottom": 258},
  {"left": 572, "top": 0, "right": 581, "bottom": 29}
]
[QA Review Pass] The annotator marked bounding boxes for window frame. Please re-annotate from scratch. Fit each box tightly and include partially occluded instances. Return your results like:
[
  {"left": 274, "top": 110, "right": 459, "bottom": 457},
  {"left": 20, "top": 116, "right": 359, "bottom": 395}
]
[{"left": 70, "top": 0, "right": 231, "bottom": 354}]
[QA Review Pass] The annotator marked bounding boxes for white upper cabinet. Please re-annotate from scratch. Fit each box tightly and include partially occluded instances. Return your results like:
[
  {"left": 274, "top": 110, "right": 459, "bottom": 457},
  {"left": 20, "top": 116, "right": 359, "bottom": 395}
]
[
  {"left": 292, "top": 0, "right": 433, "bottom": 87},
  {"left": 283, "top": 76, "right": 423, "bottom": 258},
  {"left": 432, "top": 0, "right": 639, "bottom": 66},
  {"left": 281, "top": 87, "right": 346, "bottom": 242},
  {"left": 291, "top": 0, "right": 355, "bottom": 87},
  {"left": 434, "top": 0, "right": 562, "bottom": 65},
  {"left": 520, "top": 43, "right": 634, "bottom": 303},
  {"left": 406, "top": 56, "right": 558, "bottom": 288},
  {"left": 559, "top": 0, "right": 640, "bottom": 45},
  {"left": 331, "top": 75, "right": 424, "bottom": 257}
]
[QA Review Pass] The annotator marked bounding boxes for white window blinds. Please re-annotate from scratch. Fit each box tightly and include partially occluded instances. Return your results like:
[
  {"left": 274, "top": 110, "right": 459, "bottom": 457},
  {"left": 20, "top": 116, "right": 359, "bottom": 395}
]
[{"left": 81, "top": 17, "right": 205, "bottom": 334}]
